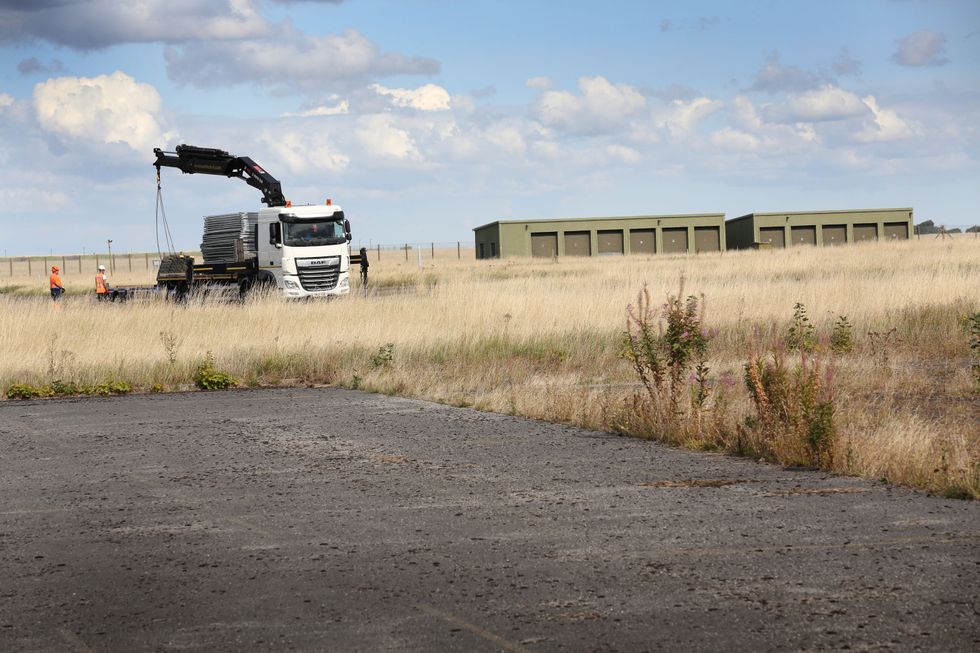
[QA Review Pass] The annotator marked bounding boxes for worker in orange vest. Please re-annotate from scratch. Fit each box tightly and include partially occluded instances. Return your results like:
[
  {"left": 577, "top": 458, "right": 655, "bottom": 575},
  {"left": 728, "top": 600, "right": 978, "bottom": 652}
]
[
  {"left": 95, "top": 264, "right": 111, "bottom": 301},
  {"left": 49, "top": 266, "right": 64, "bottom": 301}
]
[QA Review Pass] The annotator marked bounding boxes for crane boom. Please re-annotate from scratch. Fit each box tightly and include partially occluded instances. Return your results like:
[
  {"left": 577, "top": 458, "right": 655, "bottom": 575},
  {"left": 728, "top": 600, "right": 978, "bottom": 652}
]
[{"left": 153, "top": 144, "right": 287, "bottom": 207}]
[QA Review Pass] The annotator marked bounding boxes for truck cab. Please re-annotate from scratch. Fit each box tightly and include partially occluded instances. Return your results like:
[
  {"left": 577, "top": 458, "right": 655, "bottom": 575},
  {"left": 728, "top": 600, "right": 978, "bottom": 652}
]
[{"left": 259, "top": 203, "right": 353, "bottom": 298}]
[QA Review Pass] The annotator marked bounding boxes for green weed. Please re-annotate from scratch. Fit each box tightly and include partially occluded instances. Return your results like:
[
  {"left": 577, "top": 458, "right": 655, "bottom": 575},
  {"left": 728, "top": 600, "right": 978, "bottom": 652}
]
[
  {"left": 5, "top": 383, "right": 53, "bottom": 399},
  {"left": 967, "top": 312, "right": 980, "bottom": 391},
  {"left": 371, "top": 343, "right": 395, "bottom": 369},
  {"left": 92, "top": 380, "right": 132, "bottom": 396},
  {"left": 622, "top": 283, "right": 724, "bottom": 445},
  {"left": 193, "top": 352, "right": 238, "bottom": 390},
  {"left": 787, "top": 302, "right": 816, "bottom": 353},
  {"left": 830, "top": 315, "right": 854, "bottom": 355},
  {"left": 5, "top": 379, "right": 131, "bottom": 399},
  {"left": 743, "top": 351, "right": 836, "bottom": 468}
]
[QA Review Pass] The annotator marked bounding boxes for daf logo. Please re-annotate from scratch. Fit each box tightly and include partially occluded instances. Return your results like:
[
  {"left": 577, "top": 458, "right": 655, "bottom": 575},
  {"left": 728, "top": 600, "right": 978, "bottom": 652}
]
[{"left": 298, "top": 256, "right": 340, "bottom": 268}]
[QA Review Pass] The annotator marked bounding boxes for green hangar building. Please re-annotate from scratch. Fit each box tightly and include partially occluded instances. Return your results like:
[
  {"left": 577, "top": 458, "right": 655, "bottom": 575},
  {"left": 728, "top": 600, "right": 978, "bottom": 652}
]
[
  {"left": 725, "top": 208, "right": 914, "bottom": 249},
  {"left": 473, "top": 213, "right": 726, "bottom": 259}
]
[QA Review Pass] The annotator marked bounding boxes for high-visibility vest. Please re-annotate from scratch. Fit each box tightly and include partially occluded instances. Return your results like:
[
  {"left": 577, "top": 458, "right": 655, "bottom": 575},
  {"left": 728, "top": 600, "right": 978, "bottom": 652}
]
[
  {"left": 95, "top": 273, "right": 108, "bottom": 294},
  {"left": 49, "top": 273, "right": 62, "bottom": 289}
]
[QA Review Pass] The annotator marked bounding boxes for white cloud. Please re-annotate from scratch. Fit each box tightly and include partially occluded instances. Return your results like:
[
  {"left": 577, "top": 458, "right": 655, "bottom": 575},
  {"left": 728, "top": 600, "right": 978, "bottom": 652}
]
[
  {"left": 892, "top": 31, "right": 948, "bottom": 67},
  {"left": 165, "top": 27, "right": 439, "bottom": 92},
  {"left": 261, "top": 130, "right": 349, "bottom": 174},
  {"left": 534, "top": 76, "right": 646, "bottom": 134},
  {"left": 763, "top": 85, "right": 868, "bottom": 123},
  {"left": 855, "top": 96, "right": 916, "bottom": 142},
  {"left": 355, "top": 115, "right": 421, "bottom": 162},
  {"left": 656, "top": 97, "right": 723, "bottom": 136},
  {"left": 715, "top": 95, "right": 818, "bottom": 153},
  {"left": 728, "top": 95, "right": 765, "bottom": 132},
  {"left": 283, "top": 101, "right": 350, "bottom": 117},
  {"left": 709, "top": 127, "right": 760, "bottom": 152},
  {"left": 605, "top": 144, "right": 641, "bottom": 163},
  {"left": 530, "top": 140, "right": 561, "bottom": 160},
  {"left": 0, "top": 93, "right": 14, "bottom": 108},
  {"left": 525, "top": 76, "right": 552, "bottom": 90},
  {"left": 0, "top": 187, "right": 71, "bottom": 211},
  {"left": 372, "top": 83, "right": 451, "bottom": 111},
  {"left": 32, "top": 72, "right": 172, "bottom": 153},
  {"left": 485, "top": 126, "right": 527, "bottom": 157}
]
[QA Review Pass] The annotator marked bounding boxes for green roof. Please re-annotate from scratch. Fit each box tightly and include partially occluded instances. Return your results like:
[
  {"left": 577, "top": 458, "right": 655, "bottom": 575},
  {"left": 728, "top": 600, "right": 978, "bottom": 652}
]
[{"left": 473, "top": 213, "right": 724, "bottom": 231}]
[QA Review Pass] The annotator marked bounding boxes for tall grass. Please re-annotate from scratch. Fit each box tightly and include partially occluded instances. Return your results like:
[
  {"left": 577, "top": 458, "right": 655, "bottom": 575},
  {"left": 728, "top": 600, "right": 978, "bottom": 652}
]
[{"left": 1, "top": 237, "right": 977, "bottom": 497}]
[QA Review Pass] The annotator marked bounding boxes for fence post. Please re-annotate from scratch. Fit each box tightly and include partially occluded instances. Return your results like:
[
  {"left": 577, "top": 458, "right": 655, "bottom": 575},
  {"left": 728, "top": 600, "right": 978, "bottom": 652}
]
[
  {"left": 457, "top": 241, "right": 460, "bottom": 259},
  {"left": 95, "top": 254, "right": 99, "bottom": 271},
  {"left": 44, "top": 257, "right": 47, "bottom": 275},
  {"left": 376, "top": 244, "right": 380, "bottom": 261},
  {"left": 128, "top": 253, "right": 132, "bottom": 271},
  {"left": 78, "top": 256, "right": 82, "bottom": 273},
  {"left": 28, "top": 257, "right": 32, "bottom": 276},
  {"left": 404, "top": 244, "right": 408, "bottom": 261},
  {"left": 145, "top": 253, "right": 149, "bottom": 269},
  {"left": 431, "top": 242, "right": 434, "bottom": 259},
  {"left": 8, "top": 258, "right": 12, "bottom": 276}
]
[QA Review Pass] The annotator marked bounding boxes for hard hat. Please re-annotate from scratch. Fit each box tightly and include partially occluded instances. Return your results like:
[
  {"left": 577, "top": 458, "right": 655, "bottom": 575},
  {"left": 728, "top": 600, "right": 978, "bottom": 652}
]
[
  {"left": 51, "top": 266, "right": 59, "bottom": 272},
  {"left": 98, "top": 265, "right": 106, "bottom": 271}
]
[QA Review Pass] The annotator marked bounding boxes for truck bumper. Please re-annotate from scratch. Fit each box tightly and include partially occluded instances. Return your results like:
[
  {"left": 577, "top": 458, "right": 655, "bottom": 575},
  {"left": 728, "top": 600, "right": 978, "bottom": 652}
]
[{"left": 282, "top": 274, "right": 350, "bottom": 298}]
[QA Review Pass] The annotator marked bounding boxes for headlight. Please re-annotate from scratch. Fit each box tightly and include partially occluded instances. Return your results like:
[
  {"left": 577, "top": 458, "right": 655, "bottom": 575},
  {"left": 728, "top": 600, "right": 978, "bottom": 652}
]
[
  {"left": 284, "top": 278, "right": 300, "bottom": 289},
  {"left": 339, "top": 277, "right": 349, "bottom": 289}
]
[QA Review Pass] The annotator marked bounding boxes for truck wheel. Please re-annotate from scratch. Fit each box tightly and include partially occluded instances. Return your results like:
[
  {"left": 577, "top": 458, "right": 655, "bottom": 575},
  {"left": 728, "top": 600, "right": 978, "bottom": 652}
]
[
  {"left": 238, "top": 278, "right": 253, "bottom": 301},
  {"left": 174, "top": 283, "right": 189, "bottom": 303}
]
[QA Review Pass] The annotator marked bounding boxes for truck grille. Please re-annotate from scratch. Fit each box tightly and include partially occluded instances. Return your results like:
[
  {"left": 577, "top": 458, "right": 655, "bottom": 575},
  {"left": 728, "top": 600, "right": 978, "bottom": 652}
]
[{"left": 298, "top": 264, "right": 340, "bottom": 291}]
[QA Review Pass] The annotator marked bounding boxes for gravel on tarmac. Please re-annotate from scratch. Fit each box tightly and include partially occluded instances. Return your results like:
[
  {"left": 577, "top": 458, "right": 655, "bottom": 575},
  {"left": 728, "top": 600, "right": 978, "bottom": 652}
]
[{"left": 1, "top": 387, "right": 978, "bottom": 652}]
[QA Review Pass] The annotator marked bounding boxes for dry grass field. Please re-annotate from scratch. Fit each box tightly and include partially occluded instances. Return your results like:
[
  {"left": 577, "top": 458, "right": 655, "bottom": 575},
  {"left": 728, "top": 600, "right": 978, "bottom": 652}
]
[{"left": 1, "top": 238, "right": 977, "bottom": 498}]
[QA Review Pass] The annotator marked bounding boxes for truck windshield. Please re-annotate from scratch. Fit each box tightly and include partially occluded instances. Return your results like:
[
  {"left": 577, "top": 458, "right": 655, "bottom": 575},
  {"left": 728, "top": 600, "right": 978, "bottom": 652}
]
[{"left": 282, "top": 218, "right": 347, "bottom": 247}]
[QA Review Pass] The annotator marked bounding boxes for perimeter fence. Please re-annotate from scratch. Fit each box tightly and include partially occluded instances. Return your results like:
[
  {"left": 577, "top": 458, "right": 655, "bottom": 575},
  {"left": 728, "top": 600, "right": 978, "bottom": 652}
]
[{"left": 0, "top": 242, "right": 477, "bottom": 279}]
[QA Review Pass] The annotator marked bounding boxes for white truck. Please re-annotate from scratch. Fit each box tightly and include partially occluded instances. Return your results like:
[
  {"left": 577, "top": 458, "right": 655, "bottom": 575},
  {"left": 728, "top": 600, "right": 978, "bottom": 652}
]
[{"left": 153, "top": 145, "right": 367, "bottom": 299}]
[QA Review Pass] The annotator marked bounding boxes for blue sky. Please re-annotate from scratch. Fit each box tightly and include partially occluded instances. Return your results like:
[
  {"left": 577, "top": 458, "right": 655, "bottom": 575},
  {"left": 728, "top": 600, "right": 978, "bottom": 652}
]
[{"left": 1, "top": 0, "right": 978, "bottom": 255}]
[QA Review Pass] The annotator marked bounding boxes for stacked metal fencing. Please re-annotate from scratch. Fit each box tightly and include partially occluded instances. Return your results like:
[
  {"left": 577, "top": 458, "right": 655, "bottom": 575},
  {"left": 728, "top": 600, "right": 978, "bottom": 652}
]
[{"left": 200, "top": 212, "right": 257, "bottom": 263}]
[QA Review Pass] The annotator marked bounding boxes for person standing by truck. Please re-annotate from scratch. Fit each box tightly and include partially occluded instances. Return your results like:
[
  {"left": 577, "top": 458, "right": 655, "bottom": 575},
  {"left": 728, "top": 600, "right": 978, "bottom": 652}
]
[
  {"left": 95, "top": 265, "right": 111, "bottom": 301},
  {"left": 49, "top": 266, "right": 64, "bottom": 301}
]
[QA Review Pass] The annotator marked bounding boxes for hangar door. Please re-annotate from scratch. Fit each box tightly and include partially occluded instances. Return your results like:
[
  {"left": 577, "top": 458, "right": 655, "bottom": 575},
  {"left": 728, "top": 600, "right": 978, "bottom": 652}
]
[
  {"left": 884, "top": 222, "right": 909, "bottom": 240},
  {"left": 791, "top": 225, "right": 816, "bottom": 246},
  {"left": 629, "top": 229, "right": 655, "bottom": 254},
  {"left": 597, "top": 230, "right": 624, "bottom": 255},
  {"left": 853, "top": 223, "right": 878, "bottom": 242},
  {"left": 564, "top": 231, "right": 592, "bottom": 256},
  {"left": 662, "top": 228, "right": 688, "bottom": 254},
  {"left": 694, "top": 227, "right": 720, "bottom": 253},
  {"left": 822, "top": 224, "right": 847, "bottom": 246},
  {"left": 531, "top": 232, "right": 558, "bottom": 258},
  {"left": 759, "top": 227, "right": 785, "bottom": 248}
]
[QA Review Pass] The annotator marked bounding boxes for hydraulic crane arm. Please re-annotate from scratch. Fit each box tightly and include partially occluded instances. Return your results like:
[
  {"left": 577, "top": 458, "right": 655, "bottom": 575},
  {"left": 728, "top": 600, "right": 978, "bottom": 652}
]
[{"left": 153, "top": 144, "right": 287, "bottom": 207}]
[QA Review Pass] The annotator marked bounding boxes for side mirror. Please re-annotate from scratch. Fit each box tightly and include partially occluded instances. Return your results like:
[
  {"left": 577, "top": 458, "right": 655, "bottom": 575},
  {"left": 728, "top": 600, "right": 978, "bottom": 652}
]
[
  {"left": 269, "top": 222, "right": 282, "bottom": 247},
  {"left": 344, "top": 218, "right": 352, "bottom": 242}
]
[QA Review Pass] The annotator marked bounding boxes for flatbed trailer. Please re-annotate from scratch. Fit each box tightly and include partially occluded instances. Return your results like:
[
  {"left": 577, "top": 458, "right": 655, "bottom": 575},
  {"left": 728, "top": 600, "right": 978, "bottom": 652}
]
[
  {"left": 156, "top": 251, "right": 368, "bottom": 299},
  {"left": 89, "top": 285, "right": 159, "bottom": 302}
]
